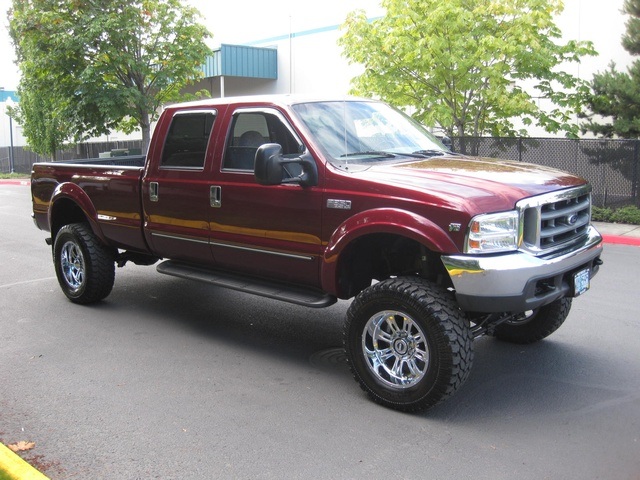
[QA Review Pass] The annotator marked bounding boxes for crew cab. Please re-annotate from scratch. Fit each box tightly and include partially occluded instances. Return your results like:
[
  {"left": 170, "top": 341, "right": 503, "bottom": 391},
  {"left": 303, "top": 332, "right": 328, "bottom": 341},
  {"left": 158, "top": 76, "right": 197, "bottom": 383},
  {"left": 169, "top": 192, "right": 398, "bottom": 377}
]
[{"left": 31, "top": 95, "right": 603, "bottom": 411}]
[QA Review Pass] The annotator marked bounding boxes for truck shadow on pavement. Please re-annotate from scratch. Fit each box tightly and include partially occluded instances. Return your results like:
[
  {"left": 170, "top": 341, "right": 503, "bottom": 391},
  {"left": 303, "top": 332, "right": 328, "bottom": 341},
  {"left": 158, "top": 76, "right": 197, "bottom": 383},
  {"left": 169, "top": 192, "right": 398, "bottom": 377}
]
[
  {"left": 96, "top": 269, "right": 349, "bottom": 368},
  {"left": 430, "top": 337, "right": 636, "bottom": 423},
  {"left": 87, "top": 269, "right": 629, "bottom": 421}
]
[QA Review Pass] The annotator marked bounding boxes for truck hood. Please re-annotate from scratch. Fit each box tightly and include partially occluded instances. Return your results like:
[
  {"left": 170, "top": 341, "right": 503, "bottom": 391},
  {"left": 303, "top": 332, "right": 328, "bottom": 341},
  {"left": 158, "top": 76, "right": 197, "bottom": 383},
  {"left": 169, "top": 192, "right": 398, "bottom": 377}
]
[{"left": 347, "top": 155, "right": 587, "bottom": 213}]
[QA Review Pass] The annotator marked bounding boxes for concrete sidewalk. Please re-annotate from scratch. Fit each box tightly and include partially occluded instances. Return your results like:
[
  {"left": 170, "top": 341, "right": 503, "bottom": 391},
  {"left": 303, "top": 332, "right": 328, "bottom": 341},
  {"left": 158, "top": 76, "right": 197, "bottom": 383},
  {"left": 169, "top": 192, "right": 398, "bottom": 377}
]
[{"left": 593, "top": 222, "right": 640, "bottom": 246}]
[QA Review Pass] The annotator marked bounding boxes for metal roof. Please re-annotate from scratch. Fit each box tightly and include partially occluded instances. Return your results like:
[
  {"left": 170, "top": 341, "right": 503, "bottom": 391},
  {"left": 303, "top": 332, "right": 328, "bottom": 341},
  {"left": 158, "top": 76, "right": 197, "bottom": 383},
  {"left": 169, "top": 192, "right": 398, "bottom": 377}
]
[{"left": 202, "top": 44, "right": 277, "bottom": 80}]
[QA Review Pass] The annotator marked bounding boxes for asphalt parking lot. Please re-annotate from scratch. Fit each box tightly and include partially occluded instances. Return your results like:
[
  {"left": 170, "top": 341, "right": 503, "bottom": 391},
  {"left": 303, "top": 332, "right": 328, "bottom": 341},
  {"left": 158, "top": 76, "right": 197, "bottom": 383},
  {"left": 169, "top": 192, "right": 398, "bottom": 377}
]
[{"left": 1, "top": 183, "right": 639, "bottom": 479}]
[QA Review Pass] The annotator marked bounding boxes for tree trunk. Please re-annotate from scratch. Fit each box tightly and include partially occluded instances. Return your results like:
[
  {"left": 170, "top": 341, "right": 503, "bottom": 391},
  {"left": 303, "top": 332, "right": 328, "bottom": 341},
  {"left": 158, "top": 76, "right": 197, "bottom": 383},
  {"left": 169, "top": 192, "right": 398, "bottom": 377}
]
[
  {"left": 140, "top": 110, "right": 151, "bottom": 154},
  {"left": 141, "top": 126, "right": 150, "bottom": 155}
]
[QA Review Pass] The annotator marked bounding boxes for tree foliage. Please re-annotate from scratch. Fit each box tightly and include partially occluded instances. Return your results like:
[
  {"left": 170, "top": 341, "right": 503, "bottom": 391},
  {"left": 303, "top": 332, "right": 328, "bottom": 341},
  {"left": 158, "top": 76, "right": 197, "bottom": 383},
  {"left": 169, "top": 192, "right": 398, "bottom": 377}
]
[
  {"left": 9, "top": 87, "right": 66, "bottom": 161},
  {"left": 339, "top": 0, "right": 596, "bottom": 138},
  {"left": 582, "top": 0, "right": 640, "bottom": 138},
  {"left": 9, "top": 0, "right": 212, "bottom": 156}
]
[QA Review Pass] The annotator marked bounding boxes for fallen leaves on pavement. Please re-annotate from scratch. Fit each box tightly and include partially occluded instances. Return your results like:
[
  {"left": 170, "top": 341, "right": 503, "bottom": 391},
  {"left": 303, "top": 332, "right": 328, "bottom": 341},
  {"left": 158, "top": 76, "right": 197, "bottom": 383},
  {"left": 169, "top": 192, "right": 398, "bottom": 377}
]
[{"left": 7, "top": 440, "right": 36, "bottom": 452}]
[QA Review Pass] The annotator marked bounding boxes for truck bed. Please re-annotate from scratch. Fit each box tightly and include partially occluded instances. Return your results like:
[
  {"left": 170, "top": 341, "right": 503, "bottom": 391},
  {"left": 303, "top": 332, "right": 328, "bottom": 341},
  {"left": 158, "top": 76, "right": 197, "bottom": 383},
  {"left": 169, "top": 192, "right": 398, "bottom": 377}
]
[{"left": 31, "top": 157, "right": 148, "bottom": 252}]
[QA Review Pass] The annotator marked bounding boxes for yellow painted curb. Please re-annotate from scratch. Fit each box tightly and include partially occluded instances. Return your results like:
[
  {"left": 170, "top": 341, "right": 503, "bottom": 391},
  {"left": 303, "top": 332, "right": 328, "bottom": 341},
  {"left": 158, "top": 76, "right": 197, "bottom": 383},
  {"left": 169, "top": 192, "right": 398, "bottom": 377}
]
[{"left": 0, "top": 443, "right": 50, "bottom": 480}]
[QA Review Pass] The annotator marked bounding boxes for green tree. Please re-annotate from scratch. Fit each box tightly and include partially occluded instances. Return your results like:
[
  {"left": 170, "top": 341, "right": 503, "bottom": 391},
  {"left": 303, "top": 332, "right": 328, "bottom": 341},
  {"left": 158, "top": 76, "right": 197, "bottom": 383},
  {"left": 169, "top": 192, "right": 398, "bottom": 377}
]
[
  {"left": 9, "top": 0, "right": 212, "bottom": 155},
  {"left": 9, "top": 87, "right": 66, "bottom": 161},
  {"left": 339, "top": 0, "right": 596, "bottom": 138},
  {"left": 582, "top": 0, "right": 640, "bottom": 138}
]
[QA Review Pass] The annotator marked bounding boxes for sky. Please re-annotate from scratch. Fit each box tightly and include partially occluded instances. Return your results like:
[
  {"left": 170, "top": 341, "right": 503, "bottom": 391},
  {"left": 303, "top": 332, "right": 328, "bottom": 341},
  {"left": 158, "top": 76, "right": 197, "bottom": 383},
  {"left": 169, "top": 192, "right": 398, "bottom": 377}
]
[{"left": 0, "top": 0, "right": 633, "bottom": 92}]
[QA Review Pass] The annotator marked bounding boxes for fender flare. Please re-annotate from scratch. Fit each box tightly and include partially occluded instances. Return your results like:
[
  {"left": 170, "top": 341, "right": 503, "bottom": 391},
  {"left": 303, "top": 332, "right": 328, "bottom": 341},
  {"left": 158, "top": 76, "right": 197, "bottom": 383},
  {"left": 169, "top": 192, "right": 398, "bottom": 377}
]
[
  {"left": 48, "top": 182, "right": 107, "bottom": 244},
  {"left": 320, "top": 208, "right": 459, "bottom": 297}
]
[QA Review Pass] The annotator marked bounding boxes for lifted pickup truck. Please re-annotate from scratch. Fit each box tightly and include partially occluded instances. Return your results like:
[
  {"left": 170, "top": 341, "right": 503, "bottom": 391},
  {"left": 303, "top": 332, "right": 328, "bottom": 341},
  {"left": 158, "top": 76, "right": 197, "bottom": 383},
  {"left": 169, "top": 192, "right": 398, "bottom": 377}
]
[{"left": 31, "top": 95, "right": 603, "bottom": 412}]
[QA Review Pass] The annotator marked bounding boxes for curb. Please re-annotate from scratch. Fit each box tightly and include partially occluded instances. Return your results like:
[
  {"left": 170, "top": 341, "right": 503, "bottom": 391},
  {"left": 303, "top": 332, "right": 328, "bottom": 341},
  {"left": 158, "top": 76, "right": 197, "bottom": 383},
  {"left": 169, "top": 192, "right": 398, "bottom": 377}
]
[
  {"left": 0, "top": 443, "right": 49, "bottom": 480},
  {"left": 602, "top": 234, "right": 640, "bottom": 247},
  {"left": 0, "top": 179, "right": 30, "bottom": 186}
]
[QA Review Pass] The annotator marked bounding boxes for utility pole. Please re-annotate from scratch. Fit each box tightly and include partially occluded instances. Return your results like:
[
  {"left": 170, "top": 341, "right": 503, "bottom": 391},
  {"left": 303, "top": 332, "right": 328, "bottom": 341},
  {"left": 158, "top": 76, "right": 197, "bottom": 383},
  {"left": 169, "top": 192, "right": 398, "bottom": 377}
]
[{"left": 6, "top": 96, "right": 15, "bottom": 173}]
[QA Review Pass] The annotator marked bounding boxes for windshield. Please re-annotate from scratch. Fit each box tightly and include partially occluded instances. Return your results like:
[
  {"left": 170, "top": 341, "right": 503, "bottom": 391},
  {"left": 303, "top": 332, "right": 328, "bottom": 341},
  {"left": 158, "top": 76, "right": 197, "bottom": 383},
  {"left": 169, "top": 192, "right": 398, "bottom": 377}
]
[{"left": 291, "top": 100, "right": 448, "bottom": 165}]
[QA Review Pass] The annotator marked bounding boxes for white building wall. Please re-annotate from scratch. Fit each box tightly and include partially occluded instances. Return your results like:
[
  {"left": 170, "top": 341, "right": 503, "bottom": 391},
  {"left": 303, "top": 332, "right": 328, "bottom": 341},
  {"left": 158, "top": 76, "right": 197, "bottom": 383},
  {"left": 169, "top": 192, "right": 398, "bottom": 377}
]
[
  {"left": 526, "top": 0, "right": 634, "bottom": 136},
  {"left": 202, "top": 0, "right": 633, "bottom": 138}
]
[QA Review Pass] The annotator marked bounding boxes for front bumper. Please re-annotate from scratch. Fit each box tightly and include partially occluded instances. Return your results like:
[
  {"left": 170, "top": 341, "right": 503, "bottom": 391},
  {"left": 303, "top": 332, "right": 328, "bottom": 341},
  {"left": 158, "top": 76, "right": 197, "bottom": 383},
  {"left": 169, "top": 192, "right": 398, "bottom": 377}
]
[{"left": 441, "top": 226, "right": 603, "bottom": 313}]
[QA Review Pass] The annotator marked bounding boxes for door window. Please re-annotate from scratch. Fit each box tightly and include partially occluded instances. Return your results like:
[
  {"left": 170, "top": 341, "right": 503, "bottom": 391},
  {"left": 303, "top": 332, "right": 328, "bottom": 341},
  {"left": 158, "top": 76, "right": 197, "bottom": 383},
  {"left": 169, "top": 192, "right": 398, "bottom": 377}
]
[
  {"left": 223, "top": 110, "right": 302, "bottom": 171},
  {"left": 161, "top": 111, "right": 216, "bottom": 168}
]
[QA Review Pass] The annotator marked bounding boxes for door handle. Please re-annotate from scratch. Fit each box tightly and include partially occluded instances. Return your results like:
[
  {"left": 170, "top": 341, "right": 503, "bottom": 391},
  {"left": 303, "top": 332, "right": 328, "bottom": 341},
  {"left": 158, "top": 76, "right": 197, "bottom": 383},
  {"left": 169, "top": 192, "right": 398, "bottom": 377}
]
[
  {"left": 210, "top": 186, "right": 222, "bottom": 208},
  {"left": 150, "top": 182, "right": 159, "bottom": 202}
]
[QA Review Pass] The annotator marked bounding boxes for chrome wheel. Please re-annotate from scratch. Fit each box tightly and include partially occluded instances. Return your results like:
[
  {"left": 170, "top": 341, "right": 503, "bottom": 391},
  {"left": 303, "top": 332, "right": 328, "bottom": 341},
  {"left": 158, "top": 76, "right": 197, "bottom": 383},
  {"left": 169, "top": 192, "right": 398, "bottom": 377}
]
[
  {"left": 60, "top": 240, "right": 85, "bottom": 292},
  {"left": 362, "top": 310, "right": 429, "bottom": 389},
  {"left": 345, "top": 277, "right": 473, "bottom": 411}
]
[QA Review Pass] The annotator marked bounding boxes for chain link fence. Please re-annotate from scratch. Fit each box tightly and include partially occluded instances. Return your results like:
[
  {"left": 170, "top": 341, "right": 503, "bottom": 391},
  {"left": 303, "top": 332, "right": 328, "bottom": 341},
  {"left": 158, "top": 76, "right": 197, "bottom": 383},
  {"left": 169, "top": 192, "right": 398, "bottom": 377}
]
[
  {"left": 2, "top": 137, "right": 639, "bottom": 208},
  {"left": 451, "top": 137, "right": 639, "bottom": 207}
]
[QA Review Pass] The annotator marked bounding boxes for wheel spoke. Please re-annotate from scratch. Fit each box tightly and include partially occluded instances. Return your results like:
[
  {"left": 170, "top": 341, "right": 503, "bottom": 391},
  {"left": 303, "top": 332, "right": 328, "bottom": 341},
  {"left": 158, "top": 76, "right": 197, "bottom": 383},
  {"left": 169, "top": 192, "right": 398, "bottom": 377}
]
[
  {"left": 406, "top": 359, "right": 421, "bottom": 377},
  {"left": 378, "top": 348, "right": 395, "bottom": 362},
  {"left": 390, "top": 357, "right": 402, "bottom": 379},
  {"left": 376, "top": 329, "right": 394, "bottom": 343},
  {"left": 385, "top": 315, "right": 400, "bottom": 334},
  {"left": 414, "top": 348, "right": 428, "bottom": 364}
]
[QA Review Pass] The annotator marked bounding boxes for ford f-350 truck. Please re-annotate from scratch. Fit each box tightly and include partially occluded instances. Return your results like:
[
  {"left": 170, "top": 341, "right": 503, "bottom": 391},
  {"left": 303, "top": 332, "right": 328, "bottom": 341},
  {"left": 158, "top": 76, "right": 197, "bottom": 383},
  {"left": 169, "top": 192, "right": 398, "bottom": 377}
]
[{"left": 31, "top": 95, "right": 603, "bottom": 412}]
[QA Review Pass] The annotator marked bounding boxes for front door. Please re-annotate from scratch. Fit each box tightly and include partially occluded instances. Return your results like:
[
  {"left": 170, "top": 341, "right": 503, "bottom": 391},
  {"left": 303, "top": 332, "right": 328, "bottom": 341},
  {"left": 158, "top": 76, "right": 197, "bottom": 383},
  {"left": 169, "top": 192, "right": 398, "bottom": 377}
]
[{"left": 210, "top": 108, "right": 324, "bottom": 288}]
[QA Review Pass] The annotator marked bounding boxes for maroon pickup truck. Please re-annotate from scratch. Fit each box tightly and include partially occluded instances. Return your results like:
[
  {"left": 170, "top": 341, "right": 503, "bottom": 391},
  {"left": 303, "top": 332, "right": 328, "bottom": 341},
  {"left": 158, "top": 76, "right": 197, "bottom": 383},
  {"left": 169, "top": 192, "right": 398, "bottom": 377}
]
[{"left": 31, "top": 95, "right": 603, "bottom": 412}]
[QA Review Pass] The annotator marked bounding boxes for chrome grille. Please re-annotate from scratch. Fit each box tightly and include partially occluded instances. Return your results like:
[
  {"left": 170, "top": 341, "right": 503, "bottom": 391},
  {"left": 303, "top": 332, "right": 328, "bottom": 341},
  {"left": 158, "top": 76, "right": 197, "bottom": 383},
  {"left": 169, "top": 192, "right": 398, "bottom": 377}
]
[{"left": 518, "top": 185, "right": 592, "bottom": 255}]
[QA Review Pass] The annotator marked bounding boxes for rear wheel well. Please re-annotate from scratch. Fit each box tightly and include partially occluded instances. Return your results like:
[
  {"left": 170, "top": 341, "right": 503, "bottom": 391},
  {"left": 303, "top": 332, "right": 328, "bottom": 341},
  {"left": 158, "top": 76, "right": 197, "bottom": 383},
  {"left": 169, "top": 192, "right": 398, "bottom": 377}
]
[
  {"left": 50, "top": 198, "right": 90, "bottom": 241},
  {"left": 336, "top": 233, "right": 449, "bottom": 299}
]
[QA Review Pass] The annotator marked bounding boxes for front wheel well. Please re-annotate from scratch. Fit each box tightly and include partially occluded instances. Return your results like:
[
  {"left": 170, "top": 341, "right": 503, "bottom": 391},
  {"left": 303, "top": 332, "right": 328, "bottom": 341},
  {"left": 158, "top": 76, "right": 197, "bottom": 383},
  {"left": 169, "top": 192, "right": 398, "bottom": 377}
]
[{"left": 335, "top": 233, "right": 450, "bottom": 299}]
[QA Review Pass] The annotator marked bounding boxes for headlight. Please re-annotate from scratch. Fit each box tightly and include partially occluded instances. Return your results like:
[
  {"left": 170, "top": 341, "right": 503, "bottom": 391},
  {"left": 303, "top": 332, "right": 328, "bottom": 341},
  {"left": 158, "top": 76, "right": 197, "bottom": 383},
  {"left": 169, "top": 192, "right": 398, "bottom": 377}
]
[{"left": 465, "top": 211, "right": 519, "bottom": 254}]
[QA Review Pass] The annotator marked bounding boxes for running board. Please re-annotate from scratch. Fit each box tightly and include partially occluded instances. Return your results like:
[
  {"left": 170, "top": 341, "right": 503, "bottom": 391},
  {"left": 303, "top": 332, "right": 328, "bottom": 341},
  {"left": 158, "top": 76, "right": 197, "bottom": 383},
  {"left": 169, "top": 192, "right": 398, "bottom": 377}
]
[{"left": 156, "top": 260, "right": 337, "bottom": 309}]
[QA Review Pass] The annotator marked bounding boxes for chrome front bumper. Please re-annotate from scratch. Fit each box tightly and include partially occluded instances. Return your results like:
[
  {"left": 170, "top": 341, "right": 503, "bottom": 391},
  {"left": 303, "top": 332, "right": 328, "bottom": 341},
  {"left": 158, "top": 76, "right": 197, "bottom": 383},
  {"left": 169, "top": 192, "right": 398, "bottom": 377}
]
[{"left": 441, "top": 226, "right": 603, "bottom": 313}]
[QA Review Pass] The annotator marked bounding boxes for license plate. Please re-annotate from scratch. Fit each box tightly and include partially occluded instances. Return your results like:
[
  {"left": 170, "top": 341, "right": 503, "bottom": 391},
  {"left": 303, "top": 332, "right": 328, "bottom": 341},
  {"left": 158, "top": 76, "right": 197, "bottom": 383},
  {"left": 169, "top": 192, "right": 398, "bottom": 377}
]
[{"left": 573, "top": 268, "right": 590, "bottom": 297}]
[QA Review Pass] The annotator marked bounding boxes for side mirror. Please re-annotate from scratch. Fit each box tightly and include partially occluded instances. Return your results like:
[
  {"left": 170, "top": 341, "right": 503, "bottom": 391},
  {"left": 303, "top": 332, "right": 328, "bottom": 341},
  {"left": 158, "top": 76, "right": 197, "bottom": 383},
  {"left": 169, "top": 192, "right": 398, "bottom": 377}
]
[
  {"left": 255, "top": 143, "right": 318, "bottom": 187},
  {"left": 440, "top": 136, "right": 453, "bottom": 151}
]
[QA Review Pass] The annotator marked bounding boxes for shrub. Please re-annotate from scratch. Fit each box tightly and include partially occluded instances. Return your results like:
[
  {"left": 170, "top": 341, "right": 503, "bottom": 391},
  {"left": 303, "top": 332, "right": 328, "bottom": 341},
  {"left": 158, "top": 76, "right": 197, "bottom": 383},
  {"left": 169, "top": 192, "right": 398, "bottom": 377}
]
[
  {"left": 591, "top": 206, "right": 613, "bottom": 223},
  {"left": 610, "top": 205, "right": 640, "bottom": 225},
  {"left": 592, "top": 205, "right": 640, "bottom": 225}
]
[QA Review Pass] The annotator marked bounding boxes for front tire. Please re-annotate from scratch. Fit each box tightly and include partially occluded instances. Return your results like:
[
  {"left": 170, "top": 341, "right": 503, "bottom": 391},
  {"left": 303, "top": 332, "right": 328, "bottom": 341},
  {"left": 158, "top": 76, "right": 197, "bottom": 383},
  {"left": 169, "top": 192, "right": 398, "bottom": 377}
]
[
  {"left": 344, "top": 277, "right": 473, "bottom": 412},
  {"left": 492, "top": 297, "right": 572, "bottom": 344},
  {"left": 53, "top": 223, "right": 115, "bottom": 304}
]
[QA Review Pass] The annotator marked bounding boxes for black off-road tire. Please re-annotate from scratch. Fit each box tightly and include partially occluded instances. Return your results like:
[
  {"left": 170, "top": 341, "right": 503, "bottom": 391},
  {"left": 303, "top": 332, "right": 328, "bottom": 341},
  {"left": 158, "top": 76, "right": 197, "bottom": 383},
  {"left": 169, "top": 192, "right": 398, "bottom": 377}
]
[
  {"left": 53, "top": 223, "right": 116, "bottom": 304},
  {"left": 344, "top": 277, "right": 474, "bottom": 412},
  {"left": 492, "top": 297, "right": 572, "bottom": 344}
]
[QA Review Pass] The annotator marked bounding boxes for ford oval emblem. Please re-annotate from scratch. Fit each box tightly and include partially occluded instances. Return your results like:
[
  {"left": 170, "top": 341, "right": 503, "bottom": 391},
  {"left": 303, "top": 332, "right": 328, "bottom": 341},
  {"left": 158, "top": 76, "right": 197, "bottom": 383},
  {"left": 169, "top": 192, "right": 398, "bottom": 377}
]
[{"left": 567, "top": 214, "right": 579, "bottom": 225}]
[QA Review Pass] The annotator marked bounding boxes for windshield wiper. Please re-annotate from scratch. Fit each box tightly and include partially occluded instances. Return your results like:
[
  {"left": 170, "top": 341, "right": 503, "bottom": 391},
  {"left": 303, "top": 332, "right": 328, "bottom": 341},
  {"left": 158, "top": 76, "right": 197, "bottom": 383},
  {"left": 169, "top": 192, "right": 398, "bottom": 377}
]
[
  {"left": 411, "top": 149, "right": 447, "bottom": 158},
  {"left": 339, "top": 151, "right": 396, "bottom": 158}
]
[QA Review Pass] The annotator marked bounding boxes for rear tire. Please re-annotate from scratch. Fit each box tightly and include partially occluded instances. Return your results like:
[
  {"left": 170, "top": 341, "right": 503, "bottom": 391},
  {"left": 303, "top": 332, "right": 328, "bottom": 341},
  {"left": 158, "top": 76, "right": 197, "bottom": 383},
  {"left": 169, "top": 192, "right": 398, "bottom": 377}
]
[
  {"left": 344, "top": 277, "right": 473, "bottom": 412},
  {"left": 492, "top": 297, "right": 572, "bottom": 344},
  {"left": 53, "top": 223, "right": 115, "bottom": 304}
]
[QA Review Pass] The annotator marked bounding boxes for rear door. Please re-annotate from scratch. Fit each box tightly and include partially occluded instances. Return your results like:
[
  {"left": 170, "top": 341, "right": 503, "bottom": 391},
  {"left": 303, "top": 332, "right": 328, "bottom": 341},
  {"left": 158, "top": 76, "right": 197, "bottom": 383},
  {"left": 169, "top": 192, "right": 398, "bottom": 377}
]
[
  {"left": 142, "top": 108, "right": 219, "bottom": 265},
  {"left": 210, "top": 107, "right": 324, "bottom": 288}
]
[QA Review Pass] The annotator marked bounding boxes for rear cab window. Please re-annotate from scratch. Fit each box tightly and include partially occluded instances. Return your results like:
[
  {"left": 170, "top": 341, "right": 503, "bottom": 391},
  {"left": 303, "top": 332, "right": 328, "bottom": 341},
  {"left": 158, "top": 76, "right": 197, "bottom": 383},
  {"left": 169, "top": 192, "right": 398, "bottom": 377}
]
[{"left": 160, "top": 111, "right": 217, "bottom": 169}]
